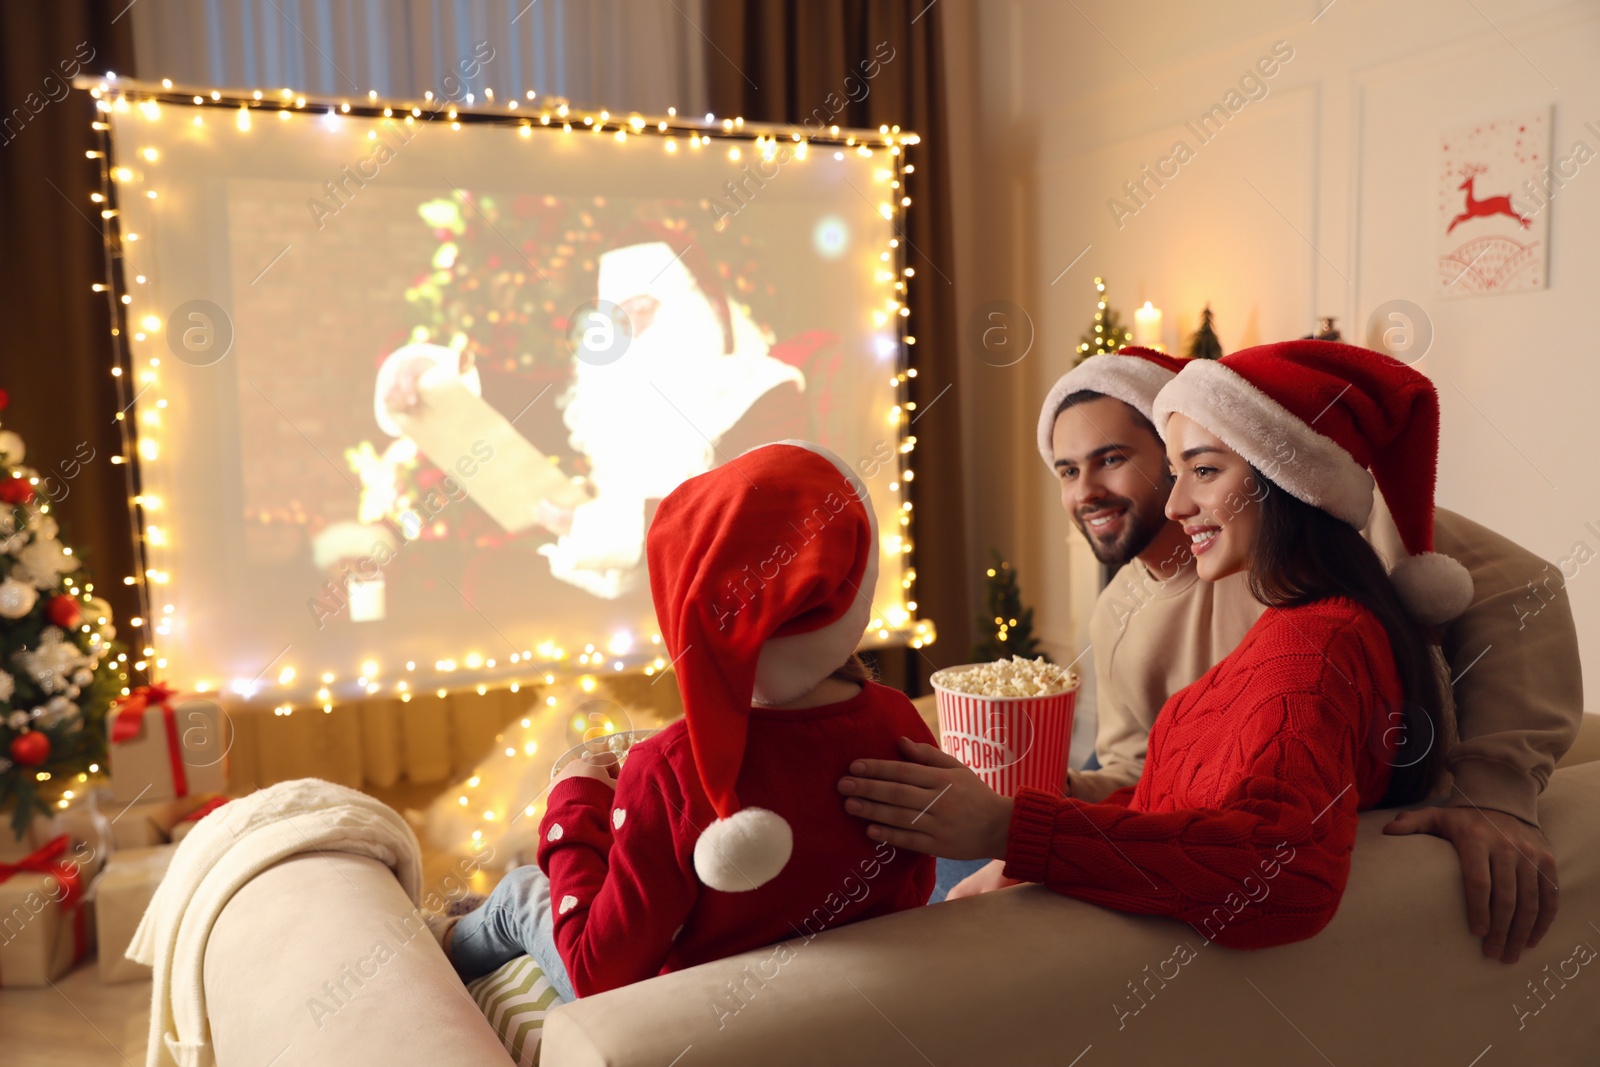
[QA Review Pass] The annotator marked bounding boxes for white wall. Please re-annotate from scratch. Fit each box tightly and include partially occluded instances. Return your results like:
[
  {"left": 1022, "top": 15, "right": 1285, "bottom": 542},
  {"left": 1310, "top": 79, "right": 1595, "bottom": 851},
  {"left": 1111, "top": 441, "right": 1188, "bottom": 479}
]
[{"left": 943, "top": 0, "right": 1600, "bottom": 717}]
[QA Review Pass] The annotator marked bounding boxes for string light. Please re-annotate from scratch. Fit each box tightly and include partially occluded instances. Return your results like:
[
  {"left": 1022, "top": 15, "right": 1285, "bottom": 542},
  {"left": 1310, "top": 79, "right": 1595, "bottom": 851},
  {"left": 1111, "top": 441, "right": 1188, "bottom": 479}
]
[{"left": 86, "top": 75, "right": 933, "bottom": 702}]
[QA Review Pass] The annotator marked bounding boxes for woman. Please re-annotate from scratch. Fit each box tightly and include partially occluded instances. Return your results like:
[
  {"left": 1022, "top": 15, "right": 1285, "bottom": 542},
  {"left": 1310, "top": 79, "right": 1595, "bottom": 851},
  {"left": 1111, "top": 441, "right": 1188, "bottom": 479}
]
[{"left": 838, "top": 341, "right": 1473, "bottom": 947}]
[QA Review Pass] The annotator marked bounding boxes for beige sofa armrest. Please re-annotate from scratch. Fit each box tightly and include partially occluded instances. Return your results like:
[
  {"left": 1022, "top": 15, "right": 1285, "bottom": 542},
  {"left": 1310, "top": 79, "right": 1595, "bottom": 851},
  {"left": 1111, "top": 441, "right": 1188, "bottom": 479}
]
[
  {"left": 204, "top": 852, "right": 514, "bottom": 1067},
  {"left": 1557, "top": 712, "right": 1600, "bottom": 768},
  {"left": 546, "top": 762, "right": 1600, "bottom": 1066}
]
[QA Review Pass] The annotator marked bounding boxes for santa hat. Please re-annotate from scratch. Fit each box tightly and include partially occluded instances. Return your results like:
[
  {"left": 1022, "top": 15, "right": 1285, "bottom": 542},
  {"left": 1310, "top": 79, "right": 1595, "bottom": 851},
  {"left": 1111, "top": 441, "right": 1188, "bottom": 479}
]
[
  {"left": 1151, "top": 340, "right": 1474, "bottom": 625},
  {"left": 646, "top": 441, "right": 879, "bottom": 891},
  {"left": 1036, "top": 347, "right": 1190, "bottom": 471}
]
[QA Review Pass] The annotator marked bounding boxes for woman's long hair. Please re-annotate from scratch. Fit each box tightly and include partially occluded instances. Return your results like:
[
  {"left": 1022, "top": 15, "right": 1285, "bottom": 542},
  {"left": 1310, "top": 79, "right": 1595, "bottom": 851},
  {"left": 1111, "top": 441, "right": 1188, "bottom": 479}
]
[{"left": 1246, "top": 470, "right": 1448, "bottom": 806}]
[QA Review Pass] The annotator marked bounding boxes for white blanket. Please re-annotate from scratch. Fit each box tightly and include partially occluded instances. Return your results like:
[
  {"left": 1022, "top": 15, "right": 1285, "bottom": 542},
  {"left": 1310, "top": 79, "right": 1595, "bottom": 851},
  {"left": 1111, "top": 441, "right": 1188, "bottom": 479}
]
[{"left": 127, "top": 778, "right": 423, "bottom": 1067}]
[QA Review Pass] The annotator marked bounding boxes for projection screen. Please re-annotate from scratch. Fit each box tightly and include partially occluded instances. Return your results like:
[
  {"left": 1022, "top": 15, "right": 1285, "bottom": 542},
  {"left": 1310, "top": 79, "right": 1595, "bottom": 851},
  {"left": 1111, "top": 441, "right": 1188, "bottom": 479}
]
[{"left": 95, "top": 81, "right": 924, "bottom": 705}]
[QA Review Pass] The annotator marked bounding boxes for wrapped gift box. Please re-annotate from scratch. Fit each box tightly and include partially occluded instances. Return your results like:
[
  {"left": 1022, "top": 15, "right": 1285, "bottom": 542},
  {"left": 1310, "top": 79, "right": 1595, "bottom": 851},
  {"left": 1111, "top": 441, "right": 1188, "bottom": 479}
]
[
  {"left": 10, "top": 785, "right": 116, "bottom": 858},
  {"left": 0, "top": 834, "right": 101, "bottom": 987},
  {"left": 93, "top": 844, "right": 175, "bottom": 984},
  {"left": 166, "top": 795, "right": 230, "bottom": 845},
  {"left": 108, "top": 685, "right": 229, "bottom": 803},
  {"left": 109, "top": 795, "right": 214, "bottom": 850}
]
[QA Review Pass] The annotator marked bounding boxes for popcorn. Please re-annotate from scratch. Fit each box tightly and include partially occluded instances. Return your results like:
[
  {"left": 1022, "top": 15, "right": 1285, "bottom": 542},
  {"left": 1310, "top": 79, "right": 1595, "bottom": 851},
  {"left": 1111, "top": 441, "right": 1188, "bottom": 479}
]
[{"left": 933, "top": 656, "right": 1078, "bottom": 698}]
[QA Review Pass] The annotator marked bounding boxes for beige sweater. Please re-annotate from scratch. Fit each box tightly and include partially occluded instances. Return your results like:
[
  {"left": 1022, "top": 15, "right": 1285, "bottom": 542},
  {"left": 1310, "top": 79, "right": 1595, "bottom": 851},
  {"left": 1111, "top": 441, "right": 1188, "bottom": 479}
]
[{"left": 1070, "top": 506, "right": 1584, "bottom": 825}]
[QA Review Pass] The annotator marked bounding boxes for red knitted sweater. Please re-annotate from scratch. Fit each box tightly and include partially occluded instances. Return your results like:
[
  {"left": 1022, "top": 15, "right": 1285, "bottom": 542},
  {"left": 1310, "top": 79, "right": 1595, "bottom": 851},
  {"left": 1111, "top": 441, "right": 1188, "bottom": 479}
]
[
  {"left": 538, "top": 680, "right": 937, "bottom": 997},
  {"left": 1003, "top": 598, "right": 1400, "bottom": 948}
]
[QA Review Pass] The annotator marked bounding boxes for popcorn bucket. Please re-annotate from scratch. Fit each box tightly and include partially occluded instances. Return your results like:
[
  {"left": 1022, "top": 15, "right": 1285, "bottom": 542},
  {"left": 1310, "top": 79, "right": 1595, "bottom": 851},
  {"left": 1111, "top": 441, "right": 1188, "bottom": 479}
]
[{"left": 931, "top": 665, "right": 1078, "bottom": 797}]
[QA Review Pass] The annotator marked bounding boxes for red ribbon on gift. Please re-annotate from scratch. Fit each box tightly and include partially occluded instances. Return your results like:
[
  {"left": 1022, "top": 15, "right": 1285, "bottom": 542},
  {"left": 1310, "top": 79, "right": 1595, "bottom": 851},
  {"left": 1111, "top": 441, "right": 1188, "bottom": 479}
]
[
  {"left": 177, "top": 795, "right": 229, "bottom": 824},
  {"left": 110, "top": 683, "right": 176, "bottom": 743},
  {"left": 0, "top": 835, "right": 90, "bottom": 985},
  {"left": 70, "top": 895, "right": 88, "bottom": 964},
  {"left": 0, "top": 834, "right": 84, "bottom": 905},
  {"left": 110, "top": 683, "right": 189, "bottom": 798}
]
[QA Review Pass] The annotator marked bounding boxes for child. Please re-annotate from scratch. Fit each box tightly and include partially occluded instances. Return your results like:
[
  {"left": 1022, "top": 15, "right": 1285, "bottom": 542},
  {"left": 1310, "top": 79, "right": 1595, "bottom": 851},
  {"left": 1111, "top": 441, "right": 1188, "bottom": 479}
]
[{"left": 443, "top": 441, "right": 936, "bottom": 998}]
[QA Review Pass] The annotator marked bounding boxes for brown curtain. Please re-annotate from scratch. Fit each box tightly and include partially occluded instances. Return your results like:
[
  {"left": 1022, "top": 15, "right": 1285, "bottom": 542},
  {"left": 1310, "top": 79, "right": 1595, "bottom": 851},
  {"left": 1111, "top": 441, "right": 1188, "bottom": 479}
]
[
  {"left": 702, "top": 1, "right": 970, "bottom": 690},
  {"left": 0, "top": 5, "right": 140, "bottom": 638}
]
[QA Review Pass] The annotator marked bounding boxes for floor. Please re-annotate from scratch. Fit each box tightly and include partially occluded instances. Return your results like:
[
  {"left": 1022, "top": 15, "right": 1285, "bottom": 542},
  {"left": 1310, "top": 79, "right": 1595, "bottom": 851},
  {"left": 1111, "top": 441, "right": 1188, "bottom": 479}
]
[{"left": 0, "top": 958, "right": 151, "bottom": 1067}]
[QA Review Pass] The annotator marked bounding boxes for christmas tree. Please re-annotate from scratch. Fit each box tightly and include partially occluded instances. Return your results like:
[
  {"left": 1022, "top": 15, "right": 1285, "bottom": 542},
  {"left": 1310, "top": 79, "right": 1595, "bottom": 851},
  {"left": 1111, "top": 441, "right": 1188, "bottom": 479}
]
[
  {"left": 1186, "top": 304, "right": 1223, "bottom": 360},
  {"left": 1075, "top": 276, "right": 1134, "bottom": 364},
  {"left": 0, "top": 390, "right": 127, "bottom": 839},
  {"left": 973, "top": 552, "right": 1046, "bottom": 662}
]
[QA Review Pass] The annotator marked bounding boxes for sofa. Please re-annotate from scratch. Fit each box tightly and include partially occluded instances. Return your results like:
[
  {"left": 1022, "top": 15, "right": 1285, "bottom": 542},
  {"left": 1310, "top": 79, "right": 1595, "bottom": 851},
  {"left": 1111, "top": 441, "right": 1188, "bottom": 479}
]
[{"left": 203, "top": 715, "right": 1600, "bottom": 1066}]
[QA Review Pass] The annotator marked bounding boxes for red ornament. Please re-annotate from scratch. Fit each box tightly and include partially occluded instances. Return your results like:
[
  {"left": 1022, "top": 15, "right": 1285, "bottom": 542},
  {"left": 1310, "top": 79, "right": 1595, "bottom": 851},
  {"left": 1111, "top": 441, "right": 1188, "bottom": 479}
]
[
  {"left": 0, "top": 387, "right": 8, "bottom": 411},
  {"left": 0, "top": 478, "right": 32, "bottom": 505},
  {"left": 46, "top": 595, "right": 82, "bottom": 629},
  {"left": 9, "top": 730, "right": 50, "bottom": 767}
]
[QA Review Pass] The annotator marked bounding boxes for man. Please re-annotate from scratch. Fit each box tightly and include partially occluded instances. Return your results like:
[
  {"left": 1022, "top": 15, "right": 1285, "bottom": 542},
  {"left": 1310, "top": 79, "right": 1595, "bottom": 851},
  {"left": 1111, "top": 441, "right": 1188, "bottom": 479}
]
[{"left": 953, "top": 346, "right": 1583, "bottom": 967}]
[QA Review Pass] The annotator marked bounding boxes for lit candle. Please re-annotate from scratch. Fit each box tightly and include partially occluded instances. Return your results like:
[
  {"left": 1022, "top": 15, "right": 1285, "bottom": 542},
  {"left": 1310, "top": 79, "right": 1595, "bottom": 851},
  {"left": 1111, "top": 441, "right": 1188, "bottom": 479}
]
[{"left": 1134, "top": 302, "right": 1163, "bottom": 349}]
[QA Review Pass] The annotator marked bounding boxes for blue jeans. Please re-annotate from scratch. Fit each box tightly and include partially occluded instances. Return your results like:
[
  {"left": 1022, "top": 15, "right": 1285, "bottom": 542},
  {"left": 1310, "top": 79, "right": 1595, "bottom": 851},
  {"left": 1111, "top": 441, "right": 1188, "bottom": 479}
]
[
  {"left": 931, "top": 857, "right": 991, "bottom": 903},
  {"left": 931, "top": 751, "right": 1101, "bottom": 903},
  {"left": 448, "top": 865, "right": 577, "bottom": 1002}
]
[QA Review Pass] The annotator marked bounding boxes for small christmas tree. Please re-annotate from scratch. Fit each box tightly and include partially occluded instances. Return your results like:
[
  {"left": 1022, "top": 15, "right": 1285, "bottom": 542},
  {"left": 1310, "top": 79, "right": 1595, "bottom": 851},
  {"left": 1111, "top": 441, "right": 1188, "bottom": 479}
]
[
  {"left": 1074, "top": 277, "right": 1134, "bottom": 364},
  {"left": 0, "top": 390, "right": 127, "bottom": 839},
  {"left": 1186, "top": 304, "right": 1223, "bottom": 360},
  {"left": 973, "top": 552, "right": 1046, "bottom": 662}
]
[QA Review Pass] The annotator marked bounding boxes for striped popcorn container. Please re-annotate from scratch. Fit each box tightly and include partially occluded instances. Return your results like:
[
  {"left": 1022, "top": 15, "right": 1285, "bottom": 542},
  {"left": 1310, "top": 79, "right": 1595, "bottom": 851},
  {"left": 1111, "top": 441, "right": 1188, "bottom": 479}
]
[{"left": 930, "top": 666, "right": 1078, "bottom": 797}]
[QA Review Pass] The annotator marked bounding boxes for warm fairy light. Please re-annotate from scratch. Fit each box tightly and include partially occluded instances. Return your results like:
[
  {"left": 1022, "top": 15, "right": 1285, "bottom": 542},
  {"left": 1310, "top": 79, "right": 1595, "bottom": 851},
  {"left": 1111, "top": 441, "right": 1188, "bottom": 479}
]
[{"left": 93, "top": 78, "right": 932, "bottom": 688}]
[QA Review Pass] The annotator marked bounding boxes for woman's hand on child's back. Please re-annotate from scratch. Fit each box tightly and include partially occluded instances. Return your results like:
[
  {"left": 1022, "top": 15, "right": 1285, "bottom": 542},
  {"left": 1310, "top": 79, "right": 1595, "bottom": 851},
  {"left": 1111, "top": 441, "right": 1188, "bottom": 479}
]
[
  {"left": 555, "top": 755, "right": 619, "bottom": 789},
  {"left": 838, "top": 737, "right": 1014, "bottom": 861},
  {"left": 946, "top": 859, "right": 1021, "bottom": 901}
]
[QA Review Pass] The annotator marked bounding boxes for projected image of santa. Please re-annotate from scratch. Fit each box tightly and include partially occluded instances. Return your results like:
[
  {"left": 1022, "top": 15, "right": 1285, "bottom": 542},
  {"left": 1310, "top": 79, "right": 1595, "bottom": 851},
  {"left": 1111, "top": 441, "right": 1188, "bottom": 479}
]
[{"left": 372, "top": 232, "right": 835, "bottom": 601}]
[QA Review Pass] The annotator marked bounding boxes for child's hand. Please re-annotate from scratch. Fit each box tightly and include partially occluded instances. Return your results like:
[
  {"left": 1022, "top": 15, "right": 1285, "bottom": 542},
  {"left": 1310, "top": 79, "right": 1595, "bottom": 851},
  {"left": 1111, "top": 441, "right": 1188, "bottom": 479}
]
[
  {"left": 946, "top": 858, "right": 1021, "bottom": 900},
  {"left": 837, "top": 737, "right": 1013, "bottom": 861},
  {"left": 554, "top": 755, "right": 618, "bottom": 789}
]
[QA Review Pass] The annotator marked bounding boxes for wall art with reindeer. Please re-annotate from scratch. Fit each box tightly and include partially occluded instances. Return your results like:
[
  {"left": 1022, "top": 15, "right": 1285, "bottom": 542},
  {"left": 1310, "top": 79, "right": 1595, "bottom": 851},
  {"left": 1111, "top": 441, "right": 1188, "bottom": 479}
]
[{"left": 1438, "top": 107, "right": 1551, "bottom": 296}]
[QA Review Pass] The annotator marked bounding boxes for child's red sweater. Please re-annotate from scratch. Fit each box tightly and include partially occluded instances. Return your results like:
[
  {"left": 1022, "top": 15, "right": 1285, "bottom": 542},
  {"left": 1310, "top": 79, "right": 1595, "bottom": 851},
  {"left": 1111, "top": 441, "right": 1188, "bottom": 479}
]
[
  {"left": 538, "top": 680, "right": 936, "bottom": 996},
  {"left": 1004, "top": 598, "right": 1399, "bottom": 948}
]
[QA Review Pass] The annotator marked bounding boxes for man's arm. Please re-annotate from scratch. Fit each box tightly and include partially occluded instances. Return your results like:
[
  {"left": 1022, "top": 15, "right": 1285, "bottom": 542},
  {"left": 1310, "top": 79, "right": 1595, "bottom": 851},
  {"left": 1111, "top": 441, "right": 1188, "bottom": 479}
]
[
  {"left": 1431, "top": 508, "right": 1583, "bottom": 823},
  {"left": 1380, "top": 507, "right": 1581, "bottom": 964}
]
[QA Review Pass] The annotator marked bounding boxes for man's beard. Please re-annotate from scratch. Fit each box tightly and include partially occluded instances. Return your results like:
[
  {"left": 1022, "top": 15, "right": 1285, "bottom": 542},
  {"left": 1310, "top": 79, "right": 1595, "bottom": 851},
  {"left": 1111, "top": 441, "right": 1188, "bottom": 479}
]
[{"left": 1073, "top": 494, "right": 1169, "bottom": 568}]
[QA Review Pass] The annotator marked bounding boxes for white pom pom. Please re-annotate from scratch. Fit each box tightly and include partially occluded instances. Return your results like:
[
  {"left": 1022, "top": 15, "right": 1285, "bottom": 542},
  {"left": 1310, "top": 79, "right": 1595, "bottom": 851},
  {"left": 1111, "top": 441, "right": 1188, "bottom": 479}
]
[
  {"left": 693, "top": 807, "right": 793, "bottom": 892},
  {"left": 1390, "top": 552, "right": 1474, "bottom": 625}
]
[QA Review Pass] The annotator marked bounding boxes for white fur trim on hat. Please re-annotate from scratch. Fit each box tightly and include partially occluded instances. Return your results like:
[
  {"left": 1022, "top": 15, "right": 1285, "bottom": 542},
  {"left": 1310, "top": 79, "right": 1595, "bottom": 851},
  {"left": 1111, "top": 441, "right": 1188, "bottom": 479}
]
[
  {"left": 1036, "top": 355, "right": 1178, "bottom": 471},
  {"left": 1389, "top": 551, "right": 1475, "bottom": 626},
  {"left": 694, "top": 807, "right": 794, "bottom": 891},
  {"left": 1152, "top": 358, "right": 1376, "bottom": 529},
  {"left": 747, "top": 440, "right": 879, "bottom": 706}
]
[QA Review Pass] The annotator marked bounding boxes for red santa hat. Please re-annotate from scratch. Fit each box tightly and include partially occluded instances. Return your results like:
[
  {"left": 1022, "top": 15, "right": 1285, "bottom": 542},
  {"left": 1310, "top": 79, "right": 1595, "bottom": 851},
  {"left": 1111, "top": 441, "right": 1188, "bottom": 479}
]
[
  {"left": 646, "top": 441, "right": 879, "bottom": 891},
  {"left": 1151, "top": 339, "right": 1474, "bottom": 625},
  {"left": 1036, "top": 346, "right": 1190, "bottom": 471}
]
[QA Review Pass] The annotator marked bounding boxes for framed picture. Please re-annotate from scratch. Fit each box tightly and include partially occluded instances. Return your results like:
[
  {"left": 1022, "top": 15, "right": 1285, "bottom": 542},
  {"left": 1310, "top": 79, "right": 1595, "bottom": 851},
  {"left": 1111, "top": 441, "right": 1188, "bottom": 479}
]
[{"left": 1437, "top": 106, "right": 1552, "bottom": 296}]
